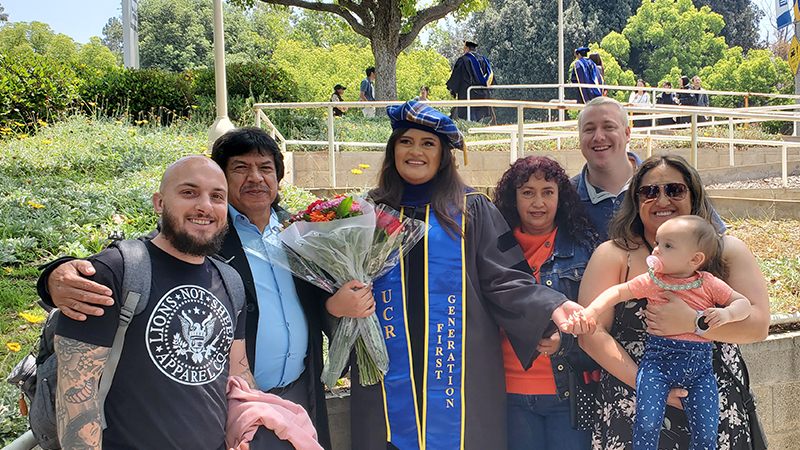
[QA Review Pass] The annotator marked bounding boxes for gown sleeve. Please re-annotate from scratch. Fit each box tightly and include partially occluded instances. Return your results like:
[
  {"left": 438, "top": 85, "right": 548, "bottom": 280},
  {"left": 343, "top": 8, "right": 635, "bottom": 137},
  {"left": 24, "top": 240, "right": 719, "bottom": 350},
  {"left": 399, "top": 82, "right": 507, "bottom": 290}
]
[{"left": 466, "top": 194, "right": 568, "bottom": 370}]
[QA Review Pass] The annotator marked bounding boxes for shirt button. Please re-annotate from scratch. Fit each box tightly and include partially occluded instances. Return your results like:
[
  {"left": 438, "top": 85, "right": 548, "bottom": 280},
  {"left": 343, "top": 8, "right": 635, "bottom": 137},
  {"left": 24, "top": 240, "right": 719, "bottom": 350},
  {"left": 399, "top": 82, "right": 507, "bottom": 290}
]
[
  {"left": 545, "top": 241, "right": 551, "bottom": 248},
  {"left": 247, "top": 304, "right": 256, "bottom": 312},
  {"left": 557, "top": 364, "right": 564, "bottom": 371},
  {"left": 564, "top": 391, "right": 570, "bottom": 397},
  {"left": 531, "top": 266, "right": 537, "bottom": 272},
  {"left": 546, "top": 280, "right": 552, "bottom": 286},
  {"left": 287, "top": 353, "right": 291, "bottom": 357},
  {"left": 286, "top": 322, "right": 290, "bottom": 327}
]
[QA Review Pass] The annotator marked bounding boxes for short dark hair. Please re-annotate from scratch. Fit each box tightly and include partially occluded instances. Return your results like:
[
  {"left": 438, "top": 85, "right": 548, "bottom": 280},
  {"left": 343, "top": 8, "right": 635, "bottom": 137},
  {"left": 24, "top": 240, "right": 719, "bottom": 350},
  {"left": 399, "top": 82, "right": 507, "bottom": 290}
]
[
  {"left": 211, "top": 127, "right": 285, "bottom": 183},
  {"left": 366, "top": 67, "right": 375, "bottom": 77},
  {"left": 465, "top": 41, "right": 478, "bottom": 51}
]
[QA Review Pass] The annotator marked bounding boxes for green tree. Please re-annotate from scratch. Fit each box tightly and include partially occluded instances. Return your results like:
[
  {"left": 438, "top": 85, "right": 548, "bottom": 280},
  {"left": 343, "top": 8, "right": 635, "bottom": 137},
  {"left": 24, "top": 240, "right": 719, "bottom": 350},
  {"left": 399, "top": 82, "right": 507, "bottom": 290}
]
[
  {"left": 700, "top": 48, "right": 792, "bottom": 107},
  {"left": 614, "top": 0, "right": 726, "bottom": 86},
  {"left": 138, "top": 0, "right": 214, "bottom": 71},
  {"left": 0, "top": 2, "right": 8, "bottom": 22},
  {"left": 0, "top": 21, "right": 79, "bottom": 61},
  {"left": 271, "top": 39, "right": 450, "bottom": 104},
  {"left": 693, "top": 0, "right": 764, "bottom": 51},
  {"left": 101, "top": 16, "right": 123, "bottom": 64},
  {"left": 229, "top": 0, "right": 488, "bottom": 101},
  {"left": 76, "top": 37, "right": 118, "bottom": 70}
]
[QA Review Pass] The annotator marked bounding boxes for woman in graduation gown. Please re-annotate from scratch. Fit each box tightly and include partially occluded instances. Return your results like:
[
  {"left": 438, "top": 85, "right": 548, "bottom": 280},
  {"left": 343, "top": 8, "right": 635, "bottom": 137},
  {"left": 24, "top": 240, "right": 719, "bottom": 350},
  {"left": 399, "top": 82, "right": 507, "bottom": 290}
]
[{"left": 348, "top": 101, "right": 591, "bottom": 450}]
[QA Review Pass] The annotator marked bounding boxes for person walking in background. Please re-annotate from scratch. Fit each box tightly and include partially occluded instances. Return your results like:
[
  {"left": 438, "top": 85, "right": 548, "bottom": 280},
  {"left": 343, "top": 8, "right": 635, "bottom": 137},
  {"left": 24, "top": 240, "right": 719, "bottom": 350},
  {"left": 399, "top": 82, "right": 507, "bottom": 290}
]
[
  {"left": 629, "top": 79, "right": 652, "bottom": 128},
  {"left": 446, "top": 40, "right": 493, "bottom": 121},
  {"left": 413, "top": 85, "right": 429, "bottom": 102},
  {"left": 330, "top": 84, "right": 347, "bottom": 117},
  {"left": 676, "top": 76, "right": 697, "bottom": 124},
  {"left": 692, "top": 76, "right": 709, "bottom": 122},
  {"left": 569, "top": 47, "right": 603, "bottom": 104},
  {"left": 655, "top": 81, "right": 678, "bottom": 126},
  {"left": 493, "top": 156, "right": 602, "bottom": 450},
  {"left": 588, "top": 53, "right": 605, "bottom": 85},
  {"left": 359, "top": 67, "right": 376, "bottom": 118}
]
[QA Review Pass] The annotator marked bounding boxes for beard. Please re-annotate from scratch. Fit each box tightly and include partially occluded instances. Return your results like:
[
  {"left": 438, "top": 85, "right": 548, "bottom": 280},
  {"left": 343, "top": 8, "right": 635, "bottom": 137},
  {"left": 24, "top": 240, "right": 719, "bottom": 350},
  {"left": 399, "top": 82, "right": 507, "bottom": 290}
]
[{"left": 159, "top": 205, "right": 228, "bottom": 257}]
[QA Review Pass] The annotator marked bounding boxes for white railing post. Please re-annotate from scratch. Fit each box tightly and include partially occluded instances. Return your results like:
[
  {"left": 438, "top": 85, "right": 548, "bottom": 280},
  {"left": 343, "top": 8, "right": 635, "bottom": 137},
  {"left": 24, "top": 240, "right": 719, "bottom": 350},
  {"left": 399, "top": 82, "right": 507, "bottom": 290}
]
[
  {"left": 691, "top": 114, "right": 698, "bottom": 167},
  {"left": 729, "top": 117, "right": 734, "bottom": 166},
  {"left": 782, "top": 144, "right": 788, "bottom": 188},
  {"left": 467, "top": 87, "right": 472, "bottom": 123},
  {"left": 516, "top": 106, "right": 524, "bottom": 161},
  {"left": 328, "top": 106, "right": 336, "bottom": 188},
  {"left": 255, "top": 107, "right": 261, "bottom": 128}
]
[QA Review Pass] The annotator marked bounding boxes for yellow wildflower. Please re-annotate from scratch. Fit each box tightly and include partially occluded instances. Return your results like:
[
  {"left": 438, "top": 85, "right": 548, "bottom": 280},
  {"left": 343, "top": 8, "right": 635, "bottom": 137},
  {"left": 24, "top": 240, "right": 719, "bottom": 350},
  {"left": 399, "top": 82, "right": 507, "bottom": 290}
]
[
  {"left": 19, "top": 312, "right": 45, "bottom": 324},
  {"left": 6, "top": 343, "right": 20, "bottom": 352},
  {"left": 18, "top": 134, "right": 27, "bottom": 139},
  {"left": 358, "top": 164, "right": 370, "bottom": 169},
  {"left": 42, "top": 140, "right": 52, "bottom": 145},
  {"left": 27, "top": 200, "right": 44, "bottom": 209},
  {"left": 37, "top": 119, "right": 48, "bottom": 127},
  {"left": 88, "top": 101, "right": 97, "bottom": 107},
  {"left": 3, "top": 267, "right": 12, "bottom": 274},
  {"left": 115, "top": 121, "right": 122, "bottom": 125},
  {"left": 351, "top": 169, "right": 363, "bottom": 175}
]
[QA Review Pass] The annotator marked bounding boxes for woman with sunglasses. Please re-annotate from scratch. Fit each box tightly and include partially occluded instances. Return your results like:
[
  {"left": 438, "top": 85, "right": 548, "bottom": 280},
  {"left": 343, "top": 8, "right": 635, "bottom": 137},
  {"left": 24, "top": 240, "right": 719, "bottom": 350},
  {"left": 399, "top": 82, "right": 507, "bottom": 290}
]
[{"left": 576, "top": 154, "right": 769, "bottom": 450}]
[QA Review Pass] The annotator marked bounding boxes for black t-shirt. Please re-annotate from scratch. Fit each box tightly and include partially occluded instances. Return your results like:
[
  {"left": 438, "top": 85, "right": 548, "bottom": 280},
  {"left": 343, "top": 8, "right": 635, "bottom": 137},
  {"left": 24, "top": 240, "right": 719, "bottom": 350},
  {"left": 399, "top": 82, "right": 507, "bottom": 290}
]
[{"left": 57, "top": 241, "right": 246, "bottom": 450}]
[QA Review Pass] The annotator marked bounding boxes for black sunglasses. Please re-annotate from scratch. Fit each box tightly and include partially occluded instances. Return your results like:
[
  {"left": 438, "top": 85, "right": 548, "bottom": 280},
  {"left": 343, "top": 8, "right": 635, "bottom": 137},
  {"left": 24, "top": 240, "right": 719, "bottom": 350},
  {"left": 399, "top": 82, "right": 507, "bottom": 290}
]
[{"left": 636, "top": 182, "right": 688, "bottom": 202}]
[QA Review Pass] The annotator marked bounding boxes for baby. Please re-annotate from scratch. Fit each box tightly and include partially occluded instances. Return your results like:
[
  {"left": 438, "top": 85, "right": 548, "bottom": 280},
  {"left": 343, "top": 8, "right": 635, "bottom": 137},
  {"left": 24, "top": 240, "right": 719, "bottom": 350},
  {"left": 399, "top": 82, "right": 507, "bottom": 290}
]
[{"left": 571, "top": 215, "right": 751, "bottom": 450}]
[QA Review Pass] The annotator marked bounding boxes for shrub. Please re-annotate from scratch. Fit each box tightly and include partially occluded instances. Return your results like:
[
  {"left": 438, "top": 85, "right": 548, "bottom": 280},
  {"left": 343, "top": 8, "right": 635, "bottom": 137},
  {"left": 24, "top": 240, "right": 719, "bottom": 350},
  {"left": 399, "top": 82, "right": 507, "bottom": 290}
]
[
  {"left": 194, "top": 61, "right": 299, "bottom": 103},
  {"left": 79, "top": 67, "right": 196, "bottom": 124},
  {"left": 0, "top": 51, "right": 80, "bottom": 128}
]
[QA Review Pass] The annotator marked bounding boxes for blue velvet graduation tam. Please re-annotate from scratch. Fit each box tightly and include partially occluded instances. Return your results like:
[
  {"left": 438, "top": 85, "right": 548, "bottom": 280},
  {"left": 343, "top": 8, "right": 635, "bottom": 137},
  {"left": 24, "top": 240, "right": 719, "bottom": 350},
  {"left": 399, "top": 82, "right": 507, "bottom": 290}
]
[{"left": 386, "top": 100, "right": 468, "bottom": 164}]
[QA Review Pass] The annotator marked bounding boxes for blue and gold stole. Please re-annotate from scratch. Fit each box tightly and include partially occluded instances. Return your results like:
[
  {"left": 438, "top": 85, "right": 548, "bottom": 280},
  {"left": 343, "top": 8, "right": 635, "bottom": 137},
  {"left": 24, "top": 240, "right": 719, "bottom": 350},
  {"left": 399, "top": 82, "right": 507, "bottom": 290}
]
[{"left": 374, "top": 204, "right": 466, "bottom": 450}]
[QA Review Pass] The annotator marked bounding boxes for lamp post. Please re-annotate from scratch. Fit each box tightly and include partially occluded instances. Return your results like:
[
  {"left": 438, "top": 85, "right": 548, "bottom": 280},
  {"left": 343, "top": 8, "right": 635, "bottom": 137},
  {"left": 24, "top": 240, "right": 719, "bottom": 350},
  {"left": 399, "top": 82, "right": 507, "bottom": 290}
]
[
  {"left": 208, "top": 0, "right": 234, "bottom": 148},
  {"left": 558, "top": 0, "right": 564, "bottom": 122}
]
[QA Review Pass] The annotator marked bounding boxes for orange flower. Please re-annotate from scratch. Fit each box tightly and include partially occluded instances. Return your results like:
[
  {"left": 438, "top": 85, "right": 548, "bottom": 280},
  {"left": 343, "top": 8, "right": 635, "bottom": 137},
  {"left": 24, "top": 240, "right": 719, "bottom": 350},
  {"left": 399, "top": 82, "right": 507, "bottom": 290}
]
[
  {"left": 309, "top": 210, "right": 329, "bottom": 222},
  {"left": 6, "top": 343, "right": 20, "bottom": 352},
  {"left": 326, "top": 211, "right": 336, "bottom": 221}
]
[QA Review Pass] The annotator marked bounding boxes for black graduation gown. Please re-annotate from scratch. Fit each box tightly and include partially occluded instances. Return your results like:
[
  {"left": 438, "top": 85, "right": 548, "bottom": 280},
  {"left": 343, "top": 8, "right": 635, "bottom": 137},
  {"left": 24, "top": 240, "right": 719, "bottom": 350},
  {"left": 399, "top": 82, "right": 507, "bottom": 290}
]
[
  {"left": 446, "top": 53, "right": 492, "bottom": 121},
  {"left": 349, "top": 193, "right": 568, "bottom": 450}
]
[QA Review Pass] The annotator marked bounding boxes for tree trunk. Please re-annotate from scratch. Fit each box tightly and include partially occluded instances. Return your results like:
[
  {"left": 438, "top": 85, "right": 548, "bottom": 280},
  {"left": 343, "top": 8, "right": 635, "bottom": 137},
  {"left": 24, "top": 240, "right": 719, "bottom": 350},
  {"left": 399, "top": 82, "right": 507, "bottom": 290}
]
[{"left": 371, "top": 1, "right": 402, "bottom": 101}]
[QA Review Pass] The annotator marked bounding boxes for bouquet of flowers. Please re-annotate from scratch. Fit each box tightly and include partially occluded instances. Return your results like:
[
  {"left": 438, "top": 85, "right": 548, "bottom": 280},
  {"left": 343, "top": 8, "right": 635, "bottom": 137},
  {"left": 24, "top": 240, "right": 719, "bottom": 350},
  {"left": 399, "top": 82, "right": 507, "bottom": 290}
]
[{"left": 264, "top": 195, "right": 426, "bottom": 386}]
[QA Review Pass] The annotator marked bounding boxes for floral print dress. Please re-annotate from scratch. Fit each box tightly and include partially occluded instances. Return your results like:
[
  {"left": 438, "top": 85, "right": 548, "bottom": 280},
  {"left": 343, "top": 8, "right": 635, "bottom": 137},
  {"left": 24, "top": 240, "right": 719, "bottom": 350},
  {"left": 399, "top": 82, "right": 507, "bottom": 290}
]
[{"left": 591, "top": 298, "right": 753, "bottom": 450}]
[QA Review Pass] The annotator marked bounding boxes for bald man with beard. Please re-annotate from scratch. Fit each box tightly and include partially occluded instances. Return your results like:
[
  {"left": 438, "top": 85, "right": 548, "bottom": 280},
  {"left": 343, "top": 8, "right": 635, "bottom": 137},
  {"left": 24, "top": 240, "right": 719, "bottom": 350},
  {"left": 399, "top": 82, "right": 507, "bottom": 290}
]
[{"left": 54, "top": 156, "right": 254, "bottom": 450}]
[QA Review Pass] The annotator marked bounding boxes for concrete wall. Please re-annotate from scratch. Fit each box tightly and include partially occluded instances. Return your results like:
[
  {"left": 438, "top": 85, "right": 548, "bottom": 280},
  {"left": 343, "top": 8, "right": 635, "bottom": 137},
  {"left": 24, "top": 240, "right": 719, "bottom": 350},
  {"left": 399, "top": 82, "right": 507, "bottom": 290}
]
[{"left": 325, "top": 331, "right": 800, "bottom": 450}]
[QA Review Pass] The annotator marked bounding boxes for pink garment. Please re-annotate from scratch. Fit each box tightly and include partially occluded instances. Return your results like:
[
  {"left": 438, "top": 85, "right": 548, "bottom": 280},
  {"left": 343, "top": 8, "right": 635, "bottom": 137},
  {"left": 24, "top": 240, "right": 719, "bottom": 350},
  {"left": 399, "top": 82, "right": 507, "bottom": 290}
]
[
  {"left": 226, "top": 376, "right": 323, "bottom": 450},
  {"left": 627, "top": 270, "right": 733, "bottom": 342}
]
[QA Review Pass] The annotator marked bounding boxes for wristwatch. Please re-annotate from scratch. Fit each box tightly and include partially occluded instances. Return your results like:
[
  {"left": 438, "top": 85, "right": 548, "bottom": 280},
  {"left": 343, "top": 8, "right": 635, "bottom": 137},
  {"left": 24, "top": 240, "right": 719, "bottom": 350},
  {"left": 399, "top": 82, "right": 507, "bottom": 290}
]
[{"left": 694, "top": 311, "right": 710, "bottom": 335}]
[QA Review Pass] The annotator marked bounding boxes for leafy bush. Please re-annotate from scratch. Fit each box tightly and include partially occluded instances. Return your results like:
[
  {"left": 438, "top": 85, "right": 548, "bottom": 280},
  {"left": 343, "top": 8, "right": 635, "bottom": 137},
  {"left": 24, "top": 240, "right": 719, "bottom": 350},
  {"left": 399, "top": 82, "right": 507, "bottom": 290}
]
[
  {"left": 79, "top": 67, "right": 196, "bottom": 124},
  {"left": 194, "top": 61, "right": 299, "bottom": 103},
  {"left": 0, "top": 51, "right": 80, "bottom": 128}
]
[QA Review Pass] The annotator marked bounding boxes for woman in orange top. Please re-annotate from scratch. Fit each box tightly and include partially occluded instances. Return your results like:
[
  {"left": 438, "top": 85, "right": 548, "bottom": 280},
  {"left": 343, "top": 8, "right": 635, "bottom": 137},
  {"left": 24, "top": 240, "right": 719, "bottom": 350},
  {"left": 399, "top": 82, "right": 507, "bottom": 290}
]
[{"left": 493, "top": 156, "right": 602, "bottom": 450}]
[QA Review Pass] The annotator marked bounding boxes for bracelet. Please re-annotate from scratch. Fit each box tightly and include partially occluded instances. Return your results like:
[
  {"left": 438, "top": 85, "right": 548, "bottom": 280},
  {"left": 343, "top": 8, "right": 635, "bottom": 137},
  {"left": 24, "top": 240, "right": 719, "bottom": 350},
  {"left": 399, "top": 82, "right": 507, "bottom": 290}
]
[{"left": 694, "top": 311, "right": 709, "bottom": 335}]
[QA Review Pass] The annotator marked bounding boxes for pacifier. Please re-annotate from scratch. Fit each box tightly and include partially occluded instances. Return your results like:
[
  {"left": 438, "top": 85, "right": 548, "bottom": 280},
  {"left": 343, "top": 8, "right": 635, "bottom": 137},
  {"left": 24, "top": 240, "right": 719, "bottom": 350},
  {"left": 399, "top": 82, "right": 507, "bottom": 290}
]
[{"left": 646, "top": 255, "right": 663, "bottom": 273}]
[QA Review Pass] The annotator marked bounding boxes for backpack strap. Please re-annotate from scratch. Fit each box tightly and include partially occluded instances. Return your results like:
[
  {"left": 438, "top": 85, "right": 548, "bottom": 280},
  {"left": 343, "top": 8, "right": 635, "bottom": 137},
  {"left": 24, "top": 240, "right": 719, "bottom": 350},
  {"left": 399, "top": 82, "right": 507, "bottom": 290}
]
[
  {"left": 208, "top": 257, "right": 246, "bottom": 332},
  {"left": 97, "top": 239, "right": 151, "bottom": 429}
]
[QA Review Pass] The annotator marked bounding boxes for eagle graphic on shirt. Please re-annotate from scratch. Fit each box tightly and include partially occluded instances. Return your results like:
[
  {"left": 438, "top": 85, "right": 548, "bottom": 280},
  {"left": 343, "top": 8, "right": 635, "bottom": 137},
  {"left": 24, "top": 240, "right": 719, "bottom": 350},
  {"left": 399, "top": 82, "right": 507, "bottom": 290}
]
[{"left": 174, "top": 310, "right": 219, "bottom": 364}]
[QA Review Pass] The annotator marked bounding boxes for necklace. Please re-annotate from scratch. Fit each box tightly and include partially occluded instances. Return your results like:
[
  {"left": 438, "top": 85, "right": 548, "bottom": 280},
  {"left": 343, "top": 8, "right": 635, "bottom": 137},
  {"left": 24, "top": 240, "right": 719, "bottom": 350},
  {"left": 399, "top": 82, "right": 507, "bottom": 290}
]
[{"left": 648, "top": 267, "right": 703, "bottom": 291}]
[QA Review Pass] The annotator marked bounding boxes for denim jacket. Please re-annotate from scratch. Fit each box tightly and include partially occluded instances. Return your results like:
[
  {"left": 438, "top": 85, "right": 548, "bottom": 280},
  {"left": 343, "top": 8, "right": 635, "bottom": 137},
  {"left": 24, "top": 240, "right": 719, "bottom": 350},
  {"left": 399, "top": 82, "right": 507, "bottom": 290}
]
[{"left": 538, "top": 229, "right": 598, "bottom": 401}]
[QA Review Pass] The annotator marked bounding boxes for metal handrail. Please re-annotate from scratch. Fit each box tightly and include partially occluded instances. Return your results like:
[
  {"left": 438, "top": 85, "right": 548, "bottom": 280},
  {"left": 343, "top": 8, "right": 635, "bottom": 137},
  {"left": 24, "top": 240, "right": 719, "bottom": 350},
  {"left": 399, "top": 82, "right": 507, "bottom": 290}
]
[{"left": 252, "top": 98, "right": 800, "bottom": 189}]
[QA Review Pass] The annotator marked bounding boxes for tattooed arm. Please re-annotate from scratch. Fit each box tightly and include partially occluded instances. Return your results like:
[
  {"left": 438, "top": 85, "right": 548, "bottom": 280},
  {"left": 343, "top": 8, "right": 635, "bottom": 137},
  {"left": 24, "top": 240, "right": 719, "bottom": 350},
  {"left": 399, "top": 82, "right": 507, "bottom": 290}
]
[
  {"left": 229, "top": 339, "right": 257, "bottom": 390},
  {"left": 55, "top": 335, "right": 110, "bottom": 450}
]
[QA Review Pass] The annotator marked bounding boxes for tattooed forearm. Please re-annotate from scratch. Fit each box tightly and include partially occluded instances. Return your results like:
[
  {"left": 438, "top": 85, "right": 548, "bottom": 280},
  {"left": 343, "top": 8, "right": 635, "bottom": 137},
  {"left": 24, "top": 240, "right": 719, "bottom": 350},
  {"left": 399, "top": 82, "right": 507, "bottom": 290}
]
[
  {"left": 228, "top": 339, "right": 257, "bottom": 390},
  {"left": 55, "top": 335, "right": 110, "bottom": 450}
]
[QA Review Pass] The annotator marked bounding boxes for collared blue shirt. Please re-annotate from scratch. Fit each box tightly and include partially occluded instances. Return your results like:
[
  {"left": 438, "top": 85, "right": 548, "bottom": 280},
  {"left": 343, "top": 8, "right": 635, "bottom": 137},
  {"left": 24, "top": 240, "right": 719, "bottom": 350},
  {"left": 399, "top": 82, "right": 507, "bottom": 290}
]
[{"left": 229, "top": 204, "right": 308, "bottom": 389}]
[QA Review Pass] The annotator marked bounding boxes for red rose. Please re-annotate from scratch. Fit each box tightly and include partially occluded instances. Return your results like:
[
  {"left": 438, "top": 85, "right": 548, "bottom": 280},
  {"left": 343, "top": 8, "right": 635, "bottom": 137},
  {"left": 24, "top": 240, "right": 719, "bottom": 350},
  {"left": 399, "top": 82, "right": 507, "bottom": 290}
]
[{"left": 376, "top": 210, "right": 403, "bottom": 236}]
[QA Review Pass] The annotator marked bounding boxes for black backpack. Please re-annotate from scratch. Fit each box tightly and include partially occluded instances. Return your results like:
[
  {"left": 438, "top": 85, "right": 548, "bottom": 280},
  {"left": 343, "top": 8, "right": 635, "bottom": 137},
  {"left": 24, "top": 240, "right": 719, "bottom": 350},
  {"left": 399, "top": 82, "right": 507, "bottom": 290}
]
[{"left": 7, "top": 239, "right": 246, "bottom": 449}]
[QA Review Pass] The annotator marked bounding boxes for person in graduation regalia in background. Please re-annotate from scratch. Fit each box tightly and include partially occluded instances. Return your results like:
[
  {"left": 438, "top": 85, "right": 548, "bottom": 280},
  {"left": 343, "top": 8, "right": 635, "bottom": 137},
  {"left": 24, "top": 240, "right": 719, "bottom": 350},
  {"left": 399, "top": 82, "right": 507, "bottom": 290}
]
[
  {"left": 446, "top": 40, "right": 493, "bottom": 122},
  {"left": 569, "top": 47, "right": 603, "bottom": 104},
  {"left": 347, "top": 100, "right": 594, "bottom": 450}
]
